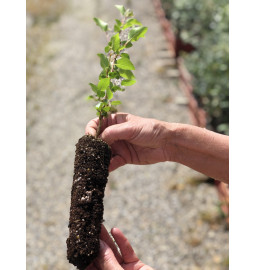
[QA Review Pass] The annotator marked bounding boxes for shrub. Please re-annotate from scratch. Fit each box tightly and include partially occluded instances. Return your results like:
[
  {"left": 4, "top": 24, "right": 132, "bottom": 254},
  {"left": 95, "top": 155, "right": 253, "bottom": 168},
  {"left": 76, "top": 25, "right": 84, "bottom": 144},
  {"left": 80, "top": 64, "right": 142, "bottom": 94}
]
[{"left": 162, "top": 0, "right": 229, "bottom": 134}]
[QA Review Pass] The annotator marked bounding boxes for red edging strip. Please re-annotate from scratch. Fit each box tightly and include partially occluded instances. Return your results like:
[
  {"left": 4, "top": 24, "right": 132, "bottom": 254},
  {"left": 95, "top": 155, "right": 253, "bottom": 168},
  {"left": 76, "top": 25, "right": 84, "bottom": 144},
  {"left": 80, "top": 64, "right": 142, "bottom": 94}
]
[{"left": 153, "top": 0, "right": 229, "bottom": 223}]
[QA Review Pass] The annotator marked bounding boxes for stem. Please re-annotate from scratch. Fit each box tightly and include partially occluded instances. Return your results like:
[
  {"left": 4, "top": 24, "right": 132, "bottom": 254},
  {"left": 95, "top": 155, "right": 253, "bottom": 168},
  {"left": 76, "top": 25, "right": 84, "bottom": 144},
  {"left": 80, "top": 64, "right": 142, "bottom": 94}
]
[{"left": 96, "top": 114, "right": 103, "bottom": 138}]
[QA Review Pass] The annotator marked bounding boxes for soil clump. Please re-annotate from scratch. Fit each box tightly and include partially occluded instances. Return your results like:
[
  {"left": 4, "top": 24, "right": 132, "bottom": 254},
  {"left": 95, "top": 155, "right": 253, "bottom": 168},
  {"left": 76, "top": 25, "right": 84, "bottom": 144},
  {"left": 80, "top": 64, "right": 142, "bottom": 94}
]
[{"left": 66, "top": 135, "right": 111, "bottom": 269}]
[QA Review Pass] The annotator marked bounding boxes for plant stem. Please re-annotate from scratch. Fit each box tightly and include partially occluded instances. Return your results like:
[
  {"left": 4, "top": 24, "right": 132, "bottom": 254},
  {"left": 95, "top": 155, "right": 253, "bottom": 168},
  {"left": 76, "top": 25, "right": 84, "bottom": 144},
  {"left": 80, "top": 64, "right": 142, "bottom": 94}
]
[{"left": 96, "top": 114, "right": 103, "bottom": 138}]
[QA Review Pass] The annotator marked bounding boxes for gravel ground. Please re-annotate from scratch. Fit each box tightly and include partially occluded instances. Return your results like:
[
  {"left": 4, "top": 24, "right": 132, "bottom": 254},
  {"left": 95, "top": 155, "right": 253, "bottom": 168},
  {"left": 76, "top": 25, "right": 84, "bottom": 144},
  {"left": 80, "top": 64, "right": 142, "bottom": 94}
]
[{"left": 26, "top": 0, "right": 229, "bottom": 269}]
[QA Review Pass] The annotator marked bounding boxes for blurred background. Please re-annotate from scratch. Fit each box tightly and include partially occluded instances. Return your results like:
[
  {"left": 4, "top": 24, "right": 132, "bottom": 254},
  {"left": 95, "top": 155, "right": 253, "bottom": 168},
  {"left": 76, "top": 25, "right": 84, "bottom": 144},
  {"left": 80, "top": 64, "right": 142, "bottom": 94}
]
[{"left": 26, "top": 0, "right": 229, "bottom": 269}]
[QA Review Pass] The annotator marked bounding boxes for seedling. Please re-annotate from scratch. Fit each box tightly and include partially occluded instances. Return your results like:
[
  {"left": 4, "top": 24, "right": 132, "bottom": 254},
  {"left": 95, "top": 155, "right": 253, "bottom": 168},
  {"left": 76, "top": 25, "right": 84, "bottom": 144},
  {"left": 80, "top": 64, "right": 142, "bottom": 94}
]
[
  {"left": 67, "top": 6, "right": 148, "bottom": 270},
  {"left": 88, "top": 5, "right": 147, "bottom": 137}
]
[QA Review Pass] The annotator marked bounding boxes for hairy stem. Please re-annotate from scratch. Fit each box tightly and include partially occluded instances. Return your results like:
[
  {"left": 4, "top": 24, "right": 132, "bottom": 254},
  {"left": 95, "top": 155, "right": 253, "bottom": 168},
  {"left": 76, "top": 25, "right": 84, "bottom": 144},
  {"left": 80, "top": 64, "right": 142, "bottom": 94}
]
[{"left": 96, "top": 115, "right": 103, "bottom": 138}]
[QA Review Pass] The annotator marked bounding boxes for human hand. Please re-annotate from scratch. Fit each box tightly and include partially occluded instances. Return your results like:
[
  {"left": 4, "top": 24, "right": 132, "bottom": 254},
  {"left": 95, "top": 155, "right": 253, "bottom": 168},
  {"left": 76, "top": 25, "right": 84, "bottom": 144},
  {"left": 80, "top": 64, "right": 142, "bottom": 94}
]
[
  {"left": 86, "top": 225, "right": 154, "bottom": 270},
  {"left": 85, "top": 113, "right": 173, "bottom": 171}
]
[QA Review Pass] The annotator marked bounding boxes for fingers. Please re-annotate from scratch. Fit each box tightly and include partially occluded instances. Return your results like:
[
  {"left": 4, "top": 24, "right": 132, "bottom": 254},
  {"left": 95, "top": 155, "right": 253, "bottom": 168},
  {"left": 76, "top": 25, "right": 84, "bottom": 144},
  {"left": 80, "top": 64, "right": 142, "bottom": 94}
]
[
  {"left": 85, "top": 263, "right": 98, "bottom": 270},
  {"left": 85, "top": 118, "right": 99, "bottom": 136},
  {"left": 100, "top": 225, "right": 123, "bottom": 263},
  {"left": 111, "top": 228, "right": 139, "bottom": 264},
  {"left": 85, "top": 113, "right": 131, "bottom": 138},
  {"left": 101, "top": 121, "right": 136, "bottom": 145},
  {"left": 109, "top": 155, "right": 127, "bottom": 172},
  {"left": 94, "top": 240, "right": 122, "bottom": 270}
]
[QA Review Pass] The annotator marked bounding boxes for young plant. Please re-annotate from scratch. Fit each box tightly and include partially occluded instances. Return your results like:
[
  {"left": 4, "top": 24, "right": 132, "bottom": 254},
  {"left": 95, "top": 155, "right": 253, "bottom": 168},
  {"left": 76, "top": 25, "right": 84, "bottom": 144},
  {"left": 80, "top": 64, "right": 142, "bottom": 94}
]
[
  {"left": 67, "top": 7, "right": 147, "bottom": 269},
  {"left": 88, "top": 5, "right": 148, "bottom": 137}
]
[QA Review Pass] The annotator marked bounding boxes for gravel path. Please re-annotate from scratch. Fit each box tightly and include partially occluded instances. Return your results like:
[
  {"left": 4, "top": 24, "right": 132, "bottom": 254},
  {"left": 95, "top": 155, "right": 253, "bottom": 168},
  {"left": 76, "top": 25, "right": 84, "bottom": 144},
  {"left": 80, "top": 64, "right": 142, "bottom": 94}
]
[{"left": 27, "top": 0, "right": 228, "bottom": 269}]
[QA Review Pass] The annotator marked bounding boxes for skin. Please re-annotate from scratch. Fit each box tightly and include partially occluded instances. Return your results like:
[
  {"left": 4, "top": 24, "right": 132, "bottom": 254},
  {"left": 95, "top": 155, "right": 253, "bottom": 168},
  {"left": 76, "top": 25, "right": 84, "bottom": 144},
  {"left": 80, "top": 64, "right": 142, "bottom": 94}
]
[
  {"left": 85, "top": 112, "right": 229, "bottom": 269},
  {"left": 85, "top": 113, "right": 229, "bottom": 183},
  {"left": 86, "top": 225, "right": 153, "bottom": 270}
]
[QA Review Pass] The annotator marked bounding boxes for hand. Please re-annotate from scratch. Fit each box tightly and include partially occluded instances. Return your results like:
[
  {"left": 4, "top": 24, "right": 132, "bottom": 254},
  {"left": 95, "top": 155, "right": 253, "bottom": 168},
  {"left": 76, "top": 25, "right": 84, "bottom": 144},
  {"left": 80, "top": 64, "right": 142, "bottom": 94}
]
[
  {"left": 85, "top": 113, "right": 172, "bottom": 171},
  {"left": 86, "top": 225, "right": 154, "bottom": 270}
]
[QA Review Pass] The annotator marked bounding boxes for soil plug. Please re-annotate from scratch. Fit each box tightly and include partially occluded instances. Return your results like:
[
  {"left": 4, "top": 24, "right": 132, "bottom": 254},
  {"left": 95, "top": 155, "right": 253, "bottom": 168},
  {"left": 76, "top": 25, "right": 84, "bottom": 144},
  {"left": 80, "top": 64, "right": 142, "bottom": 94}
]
[{"left": 66, "top": 135, "right": 111, "bottom": 269}]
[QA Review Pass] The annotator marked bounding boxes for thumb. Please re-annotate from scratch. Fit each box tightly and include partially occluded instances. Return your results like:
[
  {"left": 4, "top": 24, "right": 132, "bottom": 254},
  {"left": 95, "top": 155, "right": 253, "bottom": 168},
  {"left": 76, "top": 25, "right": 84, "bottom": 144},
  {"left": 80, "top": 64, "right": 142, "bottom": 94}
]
[
  {"left": 94, "top": 240, "right": 122, "bottom": 270},
  {"left": 100, "top": 122, "right": 135, "bottom": 145}
]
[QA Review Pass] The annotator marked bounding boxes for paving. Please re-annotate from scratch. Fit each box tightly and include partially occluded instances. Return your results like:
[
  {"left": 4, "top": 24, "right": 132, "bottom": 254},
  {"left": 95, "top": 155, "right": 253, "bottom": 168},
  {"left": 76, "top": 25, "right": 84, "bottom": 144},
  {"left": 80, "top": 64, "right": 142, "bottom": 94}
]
[{"left": 26, "top": 0, "right": 229, "bottom": 269}]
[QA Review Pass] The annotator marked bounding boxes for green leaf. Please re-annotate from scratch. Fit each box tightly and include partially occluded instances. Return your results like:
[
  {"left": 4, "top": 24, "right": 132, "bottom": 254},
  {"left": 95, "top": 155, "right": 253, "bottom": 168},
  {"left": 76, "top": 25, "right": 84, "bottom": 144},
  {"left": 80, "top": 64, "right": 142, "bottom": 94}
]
[
  {"left": 114, "top": 19, "right": 122, "bottom": 32},
  {"left": 120, "top": 53, "right": 130, "bottom": 59},
  {"left": 119, "top": 69, "right": 135, "bottom": 80},
  {"left": 97, "top": 53, "right": 109, "bottom": 69},
  {"left": 112, "top": 85, "right": 123, "bottom": 92},
  {"left": 102, "top": 106, "right": 111, "bottom": 113},
  {"left": 98, "top": 78, "right": 110, "bottom": 91},
  {"left": 86, "top": 95, "right": 94, "bottom": 101},
  {"left": 89, "top": 83, "right": 98, "bottom": 93},
  {"left": 128, "top": 26, "right": 148, "bottom": 42},
  {"left": 121, "top": 79, "right": 136, "bottom": 86},
  {"left": 97, "top": 90, "right": 105, "bottom": 98},
  {"left": 119, "top": 41, "right": 133, "bottom": 51},
  {"left": 95, "top": 102, "right": 103, "bottom": 110},
  {"left": 99, "top": 69, "right": 108, "bottom": 79},
  {"left": 109, "top": 71, "right": 120, "bottom": 79},
  {"left": 115, "top": 5, "right": 126, "bottom": 15},
  {"left": 111, "top": 100, "right": 122, "bottom": 105},
  {"left": 123, "top": 18, "right": 142, "bottom": 29},
  {"left": 116, "top": 57, "right": 135, "bottom": 70},
  {"left": 124, "top": 9, "right": 134, "bottom": 17},
  {"left": 111, "top": 33, "right": 120, "bottom": 52},
  {"left": 105, "top": 45, "right": 111, "bottom": 53},
  {"left": 114, "top": 24, "right": 121, "bottom": 32},
  {"left": 93, "top": 18, "right": 108, "bottom": 31},
  {"left": 115, "top": 19, "right": 122, "bottom": 26},
  {"left": 125, "top": 42, "right": 133, "bottom": 48},
  {"left": 106, "top": 87, "right": 113, "bottom": 100}
]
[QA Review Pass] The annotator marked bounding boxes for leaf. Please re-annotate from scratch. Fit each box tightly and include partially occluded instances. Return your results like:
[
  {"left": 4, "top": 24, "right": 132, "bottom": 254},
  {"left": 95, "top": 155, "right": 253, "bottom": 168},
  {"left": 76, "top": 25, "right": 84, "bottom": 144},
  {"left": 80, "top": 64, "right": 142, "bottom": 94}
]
[
  {"left": 120, "top": 53, "right": 130, "bottom": 59},
  {"left": 114, "top": 19, "right": 122, "bottom": 32},
  {"left": 105, "top": 45, "right": 111, "bottom": 53},
  {"left": 97, "top": 90, "right": 105, "bottom": 98},
  {"left": 86, "top": 95, "right": 94, "bottom": 101},
  {"left": 106, "top": 87, "right": 113, "bottom": 100},
  {"left": 115, "top": 19, "right": 122, "bottom": 26},
  {"left": 119, "top": 69, "right": 135, "bottom": 80},
  {"left": 111, "top": 100, "right": 122, "bottom": 105},
  {"left": 114, "top": 24, "right": 121, "bottom": 32},
  {"left": 97, "top": 53, "right": 109, "bottom": 69},
  {"left": 95, "top": 102, "right": 103, "bottom": 110},
  {"left": 109, "top": 71, "right": 120, "bottom": 79},
  {"left": 115, "top": 5, "right": 126, "bottom": 15},
  {"left": 99, "top": 69, "right": 108, "bottom": 79},
  {"left": 93, "top": 18, "right": 108, "bottom": 31},
  {"left": 128, "top": 26, "right": 148, "bottom": 42},
  {"left": 119, "top": 41, "right": 133, "bottom": 51},
  {"left": 123, "top": 18, "right": 142, "bottom": 29},
  {"left": 112, "top": 85, "right": 123, "bottom": 92},
  {"left": 121, "top": 79, "right": 136, "bottom": 86},
  {"left": 125, "top": 42, "right": 133, "bottom": 48},
  {"left": 116, "top": 57, "right": 135, "bottom": 70},
  {"left": 89, "top": 83, "right": 98, "bottom": 93},
  {"left": 124, "top": 9, "right": 134, "bottom": 17},
  {"left": 98, "top": 78, "right": 110, "bottom": 91},
  {"left": 111, "top": 33, "right": 120, "bottom": 52},
  {"left": 102, "top": 106, "right": 111, "bottom": 113}
]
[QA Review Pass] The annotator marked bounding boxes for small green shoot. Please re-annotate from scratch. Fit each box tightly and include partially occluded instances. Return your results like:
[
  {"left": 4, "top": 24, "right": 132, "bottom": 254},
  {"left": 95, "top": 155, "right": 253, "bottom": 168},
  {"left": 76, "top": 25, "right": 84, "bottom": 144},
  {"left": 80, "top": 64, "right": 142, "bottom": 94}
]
[{"left": 88, "top": 5, "right": 148, "bottom": 137}]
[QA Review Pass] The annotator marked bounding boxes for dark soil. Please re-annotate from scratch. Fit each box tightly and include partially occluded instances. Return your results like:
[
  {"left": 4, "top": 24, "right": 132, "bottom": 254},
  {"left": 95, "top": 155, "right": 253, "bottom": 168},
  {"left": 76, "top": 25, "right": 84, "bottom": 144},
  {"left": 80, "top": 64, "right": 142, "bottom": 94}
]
[{"left": 66, "top": 135, "right": 111, "bottom": 269}]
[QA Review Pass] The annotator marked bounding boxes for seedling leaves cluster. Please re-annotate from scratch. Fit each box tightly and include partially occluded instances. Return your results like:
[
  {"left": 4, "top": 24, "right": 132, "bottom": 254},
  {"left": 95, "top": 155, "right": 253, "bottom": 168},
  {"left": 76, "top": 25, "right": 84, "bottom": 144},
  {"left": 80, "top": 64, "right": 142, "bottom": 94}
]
[{"left": 88, "top": 5, "right": 147, "bottom": 136}]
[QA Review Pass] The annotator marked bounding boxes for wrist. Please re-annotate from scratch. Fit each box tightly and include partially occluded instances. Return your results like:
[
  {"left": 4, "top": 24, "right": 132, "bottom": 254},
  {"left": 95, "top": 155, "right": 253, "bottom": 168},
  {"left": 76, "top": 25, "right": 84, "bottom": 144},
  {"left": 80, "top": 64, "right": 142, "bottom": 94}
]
[{"left": 158, "top": 121, "right": 180, "bottom": 162}]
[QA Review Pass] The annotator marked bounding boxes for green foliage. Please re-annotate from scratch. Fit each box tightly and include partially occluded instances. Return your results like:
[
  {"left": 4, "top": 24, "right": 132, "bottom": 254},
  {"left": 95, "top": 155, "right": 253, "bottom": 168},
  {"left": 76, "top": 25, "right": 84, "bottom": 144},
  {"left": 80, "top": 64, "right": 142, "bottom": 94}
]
[
  {"left": 162, "top": 0, "right": 229, "bottom": 134},
  {"left": 93, "top": 18, "right": 108, "bottom": 32},
  {"left": 89, "top": 5, "right": 147, "bottom": 136}
]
